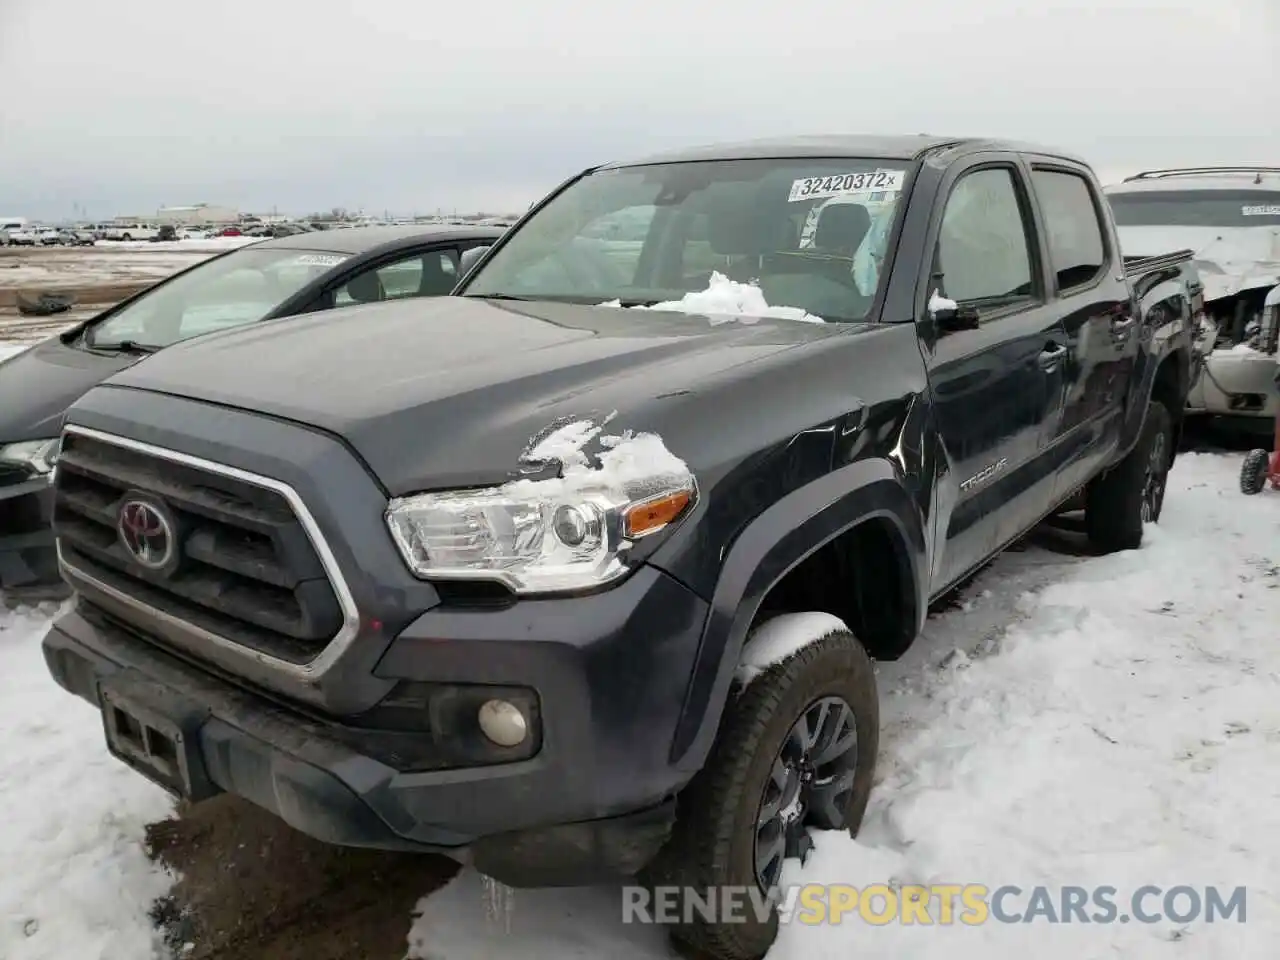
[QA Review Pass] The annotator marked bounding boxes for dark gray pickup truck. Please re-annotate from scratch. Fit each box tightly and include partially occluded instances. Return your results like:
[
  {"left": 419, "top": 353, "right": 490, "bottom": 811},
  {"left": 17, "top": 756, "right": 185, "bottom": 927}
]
[{"left": 42, "top": 135, "right": 1195, "bottom": 959}]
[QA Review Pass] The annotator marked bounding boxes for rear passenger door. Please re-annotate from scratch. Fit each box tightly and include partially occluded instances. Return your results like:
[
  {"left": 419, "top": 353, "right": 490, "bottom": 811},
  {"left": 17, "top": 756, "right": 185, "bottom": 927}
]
[
  {"left": 921, "top": 158, "right": 1068, "bottom": 592},
  {"left": 1026, "top": 163, "right": 1134, "bottom": 499}
]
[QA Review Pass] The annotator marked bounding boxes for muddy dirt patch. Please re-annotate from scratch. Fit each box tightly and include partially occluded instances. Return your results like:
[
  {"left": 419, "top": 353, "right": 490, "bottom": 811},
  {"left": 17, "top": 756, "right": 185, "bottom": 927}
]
[{"left": 146, "top": 795, "right": 458, "bottom": 960}]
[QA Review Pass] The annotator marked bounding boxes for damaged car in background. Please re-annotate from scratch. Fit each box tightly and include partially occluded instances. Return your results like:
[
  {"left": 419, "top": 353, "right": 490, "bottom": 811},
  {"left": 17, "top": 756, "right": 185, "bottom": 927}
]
[{"left": 1107, "top": 167, "right": 1280, "bottom": 433}]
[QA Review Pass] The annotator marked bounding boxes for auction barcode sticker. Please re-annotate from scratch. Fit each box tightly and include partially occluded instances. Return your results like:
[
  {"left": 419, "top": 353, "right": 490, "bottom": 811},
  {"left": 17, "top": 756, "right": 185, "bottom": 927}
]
[
  {"left": 1242, "top": 205, "right": 1280, "bottom": 217},
  {"left": 788, "top": 170, "right": 905, "bottom": 203},
  {"left": 290, "top": 254, "right": 350, "bottom": 266}
]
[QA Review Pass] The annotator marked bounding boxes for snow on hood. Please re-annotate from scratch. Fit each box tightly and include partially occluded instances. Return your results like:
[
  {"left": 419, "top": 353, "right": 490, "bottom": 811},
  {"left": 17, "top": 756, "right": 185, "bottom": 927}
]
[
  {"left": 510, "top": 412, "right": 691, "bottom": 500},
  {"left": 1118, "top": 224, "right": 1280, "bottom": 302},
  {"left": 599, "top": 271, "right": 825, "bottom": 324},
  {"left": 521, "top": 415, "right": 615, "bottom": 471}
]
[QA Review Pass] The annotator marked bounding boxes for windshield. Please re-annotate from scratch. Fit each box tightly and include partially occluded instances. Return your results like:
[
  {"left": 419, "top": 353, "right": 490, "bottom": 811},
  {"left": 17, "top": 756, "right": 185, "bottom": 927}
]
[
  {"left": 86, "top": 246, "right": 351, "bottom": 349},
  {"left": 1109, "top": 189, "right": 1280, "bottom": 228},
  {"left": 463, "top": 157, "right": 911, "bottom": 322}
]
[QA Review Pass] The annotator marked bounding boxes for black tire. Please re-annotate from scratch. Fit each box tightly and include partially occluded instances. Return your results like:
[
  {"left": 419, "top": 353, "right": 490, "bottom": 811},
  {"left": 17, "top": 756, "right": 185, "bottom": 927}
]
[
  {"left": 645, "top": 623, "right": 878, "bottom": 960},
  {"left": 1085, "top": 400, "right": 1173, "bottom": 552},
  {"left": 1240, "top": 449, "right": 1270, "bottom": 495},
  {"left": 121, "top": 233, "right": 132, "bottom": 242}
]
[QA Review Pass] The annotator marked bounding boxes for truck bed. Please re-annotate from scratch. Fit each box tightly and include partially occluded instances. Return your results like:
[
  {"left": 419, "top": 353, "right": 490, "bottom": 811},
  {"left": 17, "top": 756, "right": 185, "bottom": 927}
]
[{"left": 1123, "top": 249, "right": 1194, "bottom": 278}]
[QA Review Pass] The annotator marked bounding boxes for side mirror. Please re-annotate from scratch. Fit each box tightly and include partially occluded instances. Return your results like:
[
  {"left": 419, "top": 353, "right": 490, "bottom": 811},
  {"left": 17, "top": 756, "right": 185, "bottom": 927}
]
[
  {"left": 928, "top": 290, "right": 980, "bottom": 332},
  {"left": 458, "top": 245, "right": 490, "bottom": 279}
]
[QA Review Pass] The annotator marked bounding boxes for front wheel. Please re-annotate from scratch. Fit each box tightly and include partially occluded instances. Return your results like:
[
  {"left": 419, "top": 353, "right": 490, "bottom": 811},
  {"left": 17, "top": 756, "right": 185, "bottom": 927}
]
[
  {"left": 1085, "top": 400, "right": 1173, "bottom": 552},
  {"left": 1240, "top": 449, "right": 1270, "bottom": 495},
  {"left": 646, "top": 621, "right": 878, "bottom": 960}
]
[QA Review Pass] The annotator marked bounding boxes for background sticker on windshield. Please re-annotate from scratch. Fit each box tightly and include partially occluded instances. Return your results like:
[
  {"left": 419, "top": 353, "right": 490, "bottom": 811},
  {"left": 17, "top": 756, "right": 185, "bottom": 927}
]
[
  {"left": 788, "top": 170, "right": 905, "bottom": 203},
  {"left": 289, "top": 253, "right": 349, "bottom": 267},
  {"left": 1242, "top": 204, "right": 1280, "bottom": 217}
]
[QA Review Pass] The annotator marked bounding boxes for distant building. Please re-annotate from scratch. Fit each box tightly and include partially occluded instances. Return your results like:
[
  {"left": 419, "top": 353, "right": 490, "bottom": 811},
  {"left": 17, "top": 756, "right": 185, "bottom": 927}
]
[{"left": 155, "top": 203, "right": 238, "bottom": 225}]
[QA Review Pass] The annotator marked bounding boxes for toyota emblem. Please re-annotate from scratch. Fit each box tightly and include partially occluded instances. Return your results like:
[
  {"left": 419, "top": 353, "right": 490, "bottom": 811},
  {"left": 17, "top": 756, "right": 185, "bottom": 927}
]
[{"left": 118, "top": 499, "right": 175, "bottom": 570}]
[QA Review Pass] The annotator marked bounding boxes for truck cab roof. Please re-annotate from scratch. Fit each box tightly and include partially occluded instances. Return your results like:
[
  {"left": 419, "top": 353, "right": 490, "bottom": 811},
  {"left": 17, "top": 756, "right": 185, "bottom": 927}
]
[{"left": 601, "top": 134, "right": 1091, "bottom": 168}]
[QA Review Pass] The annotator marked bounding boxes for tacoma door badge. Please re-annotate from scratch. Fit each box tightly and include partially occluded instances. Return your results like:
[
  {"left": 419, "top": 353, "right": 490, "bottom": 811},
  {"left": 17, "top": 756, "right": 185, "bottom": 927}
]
[{"left": 959, "top": 457, "right": 1007, "bottom": 493}]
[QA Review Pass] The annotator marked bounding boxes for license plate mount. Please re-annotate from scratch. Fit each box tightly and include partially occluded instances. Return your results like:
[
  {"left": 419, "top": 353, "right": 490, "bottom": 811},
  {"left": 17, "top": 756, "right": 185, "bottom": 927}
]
[{"left": 99, "top": 673, "right": 221, "bottom": 803}]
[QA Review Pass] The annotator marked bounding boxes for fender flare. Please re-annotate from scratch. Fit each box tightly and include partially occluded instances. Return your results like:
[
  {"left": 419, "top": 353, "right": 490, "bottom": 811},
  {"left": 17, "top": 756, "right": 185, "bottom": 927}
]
[
  {"left": 1118, "top": 343, "right": 1190, "bottom": 459},
  {"left": 668, "top": 457, "right": 928, "bottom": 769}
]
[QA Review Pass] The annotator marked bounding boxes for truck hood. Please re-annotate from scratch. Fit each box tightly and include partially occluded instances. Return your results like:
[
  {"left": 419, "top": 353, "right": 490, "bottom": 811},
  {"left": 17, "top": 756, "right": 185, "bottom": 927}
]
[
  {"left": 1118, "top": 224, "right": 1280, "bottom": 302},
  {"left": 0, "top": 337, "right": 135, "bottom": 442},
  {"left": 99, "top": 295, "right": 850, "bottom": 494}
]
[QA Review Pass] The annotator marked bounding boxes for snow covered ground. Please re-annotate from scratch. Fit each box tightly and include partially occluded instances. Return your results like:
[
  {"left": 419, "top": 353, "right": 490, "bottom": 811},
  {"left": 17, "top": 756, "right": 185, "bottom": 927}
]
[
  {"left": 1, "top": 603, "right": 174, "bottom": 960},
  {"left": 92, "top": 238, "right": 259, "bottom": 253},
  {"left": 0, "top": 342, "right": 31, "bottom": 363},
  {"left": 0, "top": 251, "right": 212, "bottom": 290},
  {"left": 2, "top": 452, "right": 1277, "bottom": 959}
]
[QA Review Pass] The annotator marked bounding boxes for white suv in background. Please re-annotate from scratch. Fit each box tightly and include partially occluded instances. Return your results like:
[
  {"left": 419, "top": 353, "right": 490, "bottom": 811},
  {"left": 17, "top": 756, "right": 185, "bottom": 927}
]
[
  {"left": 101, "top": 223, "right": 160, "bottom": 241},
  {"left": 1106, "top": 167, "right": 1280, "bottom": 432}
]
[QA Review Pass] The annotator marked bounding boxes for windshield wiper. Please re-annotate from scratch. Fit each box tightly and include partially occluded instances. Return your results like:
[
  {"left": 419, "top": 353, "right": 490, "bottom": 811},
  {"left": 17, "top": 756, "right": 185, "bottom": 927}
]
[
  {"left": 467, "top": 293, "right": 536, "bottom": 302},
  {"left": 86, "top": 339, "right": 157, "bottom": 354}
]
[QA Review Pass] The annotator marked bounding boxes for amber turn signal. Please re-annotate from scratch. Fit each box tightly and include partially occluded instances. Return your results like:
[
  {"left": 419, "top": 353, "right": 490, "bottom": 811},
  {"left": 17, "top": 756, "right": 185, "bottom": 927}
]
[{"left": 622, "top": 489, "right": 693, "bottom": 538}]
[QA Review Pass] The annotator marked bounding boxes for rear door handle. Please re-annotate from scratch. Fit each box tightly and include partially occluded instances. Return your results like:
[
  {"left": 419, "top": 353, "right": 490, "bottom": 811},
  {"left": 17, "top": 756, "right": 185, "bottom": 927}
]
[{"left": 1038, "top": 344, "right": 1068, "bottom": 369}]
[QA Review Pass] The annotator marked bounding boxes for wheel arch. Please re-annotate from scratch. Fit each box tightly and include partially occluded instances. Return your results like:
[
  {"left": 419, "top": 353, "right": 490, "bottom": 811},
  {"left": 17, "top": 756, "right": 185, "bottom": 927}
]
[{"left": 668, "top": 457, "right": 927, "bottom": 771}]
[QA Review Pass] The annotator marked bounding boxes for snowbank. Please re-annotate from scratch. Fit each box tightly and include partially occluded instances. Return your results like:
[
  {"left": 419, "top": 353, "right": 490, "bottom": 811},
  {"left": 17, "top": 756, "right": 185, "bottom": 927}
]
[
  {"left": 766, "top": 453, "right": 1280, "bottom": 959},
  {"left": 600, "top": 272, "right": 825, "bottom": 324},
  {"left": 0, "top": 604, "right": 174, "bottom": 960}
]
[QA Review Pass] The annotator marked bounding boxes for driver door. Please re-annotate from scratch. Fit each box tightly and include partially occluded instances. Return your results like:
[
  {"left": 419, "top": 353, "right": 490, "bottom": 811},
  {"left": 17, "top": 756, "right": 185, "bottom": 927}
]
[{"left": 922, "top": 159, "right": 1069, "bottom": 592}]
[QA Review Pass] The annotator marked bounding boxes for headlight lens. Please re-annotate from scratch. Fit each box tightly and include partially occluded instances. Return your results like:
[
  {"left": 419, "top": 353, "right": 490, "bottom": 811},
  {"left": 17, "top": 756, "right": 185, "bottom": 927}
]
[
  {"left": 0, "top": 437, "right": 60, "bottom": 477},
  {"left": 385, "top": 431, "right": 695, "bottom": 594}
]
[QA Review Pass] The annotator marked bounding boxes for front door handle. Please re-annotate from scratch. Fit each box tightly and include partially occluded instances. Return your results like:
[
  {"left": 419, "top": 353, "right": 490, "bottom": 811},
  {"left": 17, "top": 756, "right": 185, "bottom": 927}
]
[
  {"left": 1038, "top": 344, "right": 1068, "bottom": 369},
  {"left": 1111, "top": 316, "right": 1136, "bottom": 339}
]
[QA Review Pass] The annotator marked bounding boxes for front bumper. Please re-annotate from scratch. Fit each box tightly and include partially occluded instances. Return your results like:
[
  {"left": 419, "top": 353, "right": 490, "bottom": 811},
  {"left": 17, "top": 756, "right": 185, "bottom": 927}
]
[
  {"left": 43, "top": 561, "right": 707, "bottom": 886},
  {"left": 0, "top": 478, "right": 60, "bottom": 593},
  {"left": 1187, "top": 349, "right": 1280, "bottom": 419}
]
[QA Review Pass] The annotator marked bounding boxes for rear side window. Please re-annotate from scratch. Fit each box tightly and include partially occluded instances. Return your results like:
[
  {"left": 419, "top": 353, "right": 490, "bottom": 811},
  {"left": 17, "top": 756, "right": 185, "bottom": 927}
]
[{"left": 1032, "top": 169, "right": 1108, "bottom": 292}]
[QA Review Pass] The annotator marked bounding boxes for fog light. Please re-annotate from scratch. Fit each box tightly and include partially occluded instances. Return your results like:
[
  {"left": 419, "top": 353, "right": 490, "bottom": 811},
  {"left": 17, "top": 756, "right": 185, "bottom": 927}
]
[{"left": 478, "top": 699, "right": 528, "bottom": 747}]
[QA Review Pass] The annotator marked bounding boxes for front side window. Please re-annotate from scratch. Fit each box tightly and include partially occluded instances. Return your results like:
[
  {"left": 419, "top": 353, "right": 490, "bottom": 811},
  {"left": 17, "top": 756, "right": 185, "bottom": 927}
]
[
  {"left": 463, "top": 158, "right": 913, "bottom": 323},
  {"left": 935, "top": 167, "right": 1036, "bottom": 308},
  {"left": 1032, "top": 168, "right": 1107, "bottom": 292},
  {"left": 86, "top": 247, "right": 351, "bottom": 350}
]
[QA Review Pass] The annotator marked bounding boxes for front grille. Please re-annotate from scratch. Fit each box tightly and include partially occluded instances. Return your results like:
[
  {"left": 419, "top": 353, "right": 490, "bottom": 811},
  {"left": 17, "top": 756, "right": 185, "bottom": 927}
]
[{"left": 53, "top": 431, "right": 344, "bottom": 664}]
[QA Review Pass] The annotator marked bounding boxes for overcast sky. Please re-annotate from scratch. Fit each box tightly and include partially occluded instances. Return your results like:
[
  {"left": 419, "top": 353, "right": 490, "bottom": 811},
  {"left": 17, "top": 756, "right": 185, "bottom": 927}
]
[{"left": 1, "top": 0, "right": 1276, "bottom": 219}]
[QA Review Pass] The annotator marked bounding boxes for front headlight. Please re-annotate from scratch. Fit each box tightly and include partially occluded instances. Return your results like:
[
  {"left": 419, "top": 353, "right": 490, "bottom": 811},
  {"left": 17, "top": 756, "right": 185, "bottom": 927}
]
[
  {"left": 0, "top": 437, "right": 60, "bottom": 478},
  {"left": 385, "top": 431, "right": 696, "bottom": 594}
]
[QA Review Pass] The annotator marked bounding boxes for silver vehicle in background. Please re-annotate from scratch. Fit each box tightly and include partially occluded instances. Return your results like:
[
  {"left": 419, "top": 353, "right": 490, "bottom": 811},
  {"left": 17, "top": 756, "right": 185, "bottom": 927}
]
[{"left": 1107, "top": 167, "right": 1280, "bottom": 432}]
